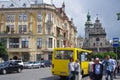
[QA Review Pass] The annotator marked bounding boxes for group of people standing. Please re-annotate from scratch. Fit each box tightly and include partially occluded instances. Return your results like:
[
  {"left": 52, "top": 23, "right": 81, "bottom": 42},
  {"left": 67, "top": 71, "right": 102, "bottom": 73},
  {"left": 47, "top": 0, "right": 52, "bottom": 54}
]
[
  {"left": 88, "top": 55, "right": 119, "bottom": 80},
  {"left": 68, "top": 55, "right": 119, "bottom": 80}
]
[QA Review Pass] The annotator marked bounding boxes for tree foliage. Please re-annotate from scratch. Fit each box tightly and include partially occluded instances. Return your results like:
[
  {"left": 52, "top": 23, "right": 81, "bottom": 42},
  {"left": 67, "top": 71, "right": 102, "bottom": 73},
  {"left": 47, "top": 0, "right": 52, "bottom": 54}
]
[
  {"left": 92, "top": 52, "right": 117, "bottom": 59},
  {"left": 0, "top": 42, "right": 8, "bottom": 58}
]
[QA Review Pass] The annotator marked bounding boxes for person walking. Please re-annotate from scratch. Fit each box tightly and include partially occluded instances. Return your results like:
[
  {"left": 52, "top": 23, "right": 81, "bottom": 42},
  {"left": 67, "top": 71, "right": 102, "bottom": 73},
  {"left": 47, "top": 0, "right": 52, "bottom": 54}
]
[
  {"left": 93, "top": 58, "right": 103, "bottom": 80},
  {"left": 112, "top": 58, "right": 117, "bottom": 79},
  {"left": 74, "top": 59, "right": 82, "bottom": 80},
  {"left": 102, "top": 55, "right": 115, "bottom": 80},
  {"left": 88, "top": 58, "right": 94, "bottom": 80},
  {"left": 68, "top": 58, "right": 75, "bottom": 80}
]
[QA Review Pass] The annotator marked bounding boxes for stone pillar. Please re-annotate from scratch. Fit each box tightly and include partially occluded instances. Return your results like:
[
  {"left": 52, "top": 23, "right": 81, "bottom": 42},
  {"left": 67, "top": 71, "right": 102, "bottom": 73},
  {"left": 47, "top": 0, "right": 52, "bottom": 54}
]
[
  {"left": 19, "top": 38, "right": 22, "bottom": 48},
  {"left": 7, "top": 38, "right": 9, "bottom": 48}
]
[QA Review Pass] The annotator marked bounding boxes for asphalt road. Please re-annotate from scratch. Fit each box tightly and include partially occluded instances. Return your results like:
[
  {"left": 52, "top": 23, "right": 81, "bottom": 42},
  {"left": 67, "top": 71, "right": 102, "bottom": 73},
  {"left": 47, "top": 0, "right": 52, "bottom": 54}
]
[
  {"left": 0, "top": 67, "right": 120, "bottom": 80},
  {"left": 0, "top": 67, "right": 59, "bottom": 80}
]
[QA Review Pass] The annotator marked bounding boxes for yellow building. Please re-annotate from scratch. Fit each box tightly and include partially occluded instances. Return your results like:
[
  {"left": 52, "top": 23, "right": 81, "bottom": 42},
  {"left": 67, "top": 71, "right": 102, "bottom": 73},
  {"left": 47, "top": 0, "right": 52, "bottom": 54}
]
[{"left": 0, "top": 3, "right": 77, "bottom": 61}]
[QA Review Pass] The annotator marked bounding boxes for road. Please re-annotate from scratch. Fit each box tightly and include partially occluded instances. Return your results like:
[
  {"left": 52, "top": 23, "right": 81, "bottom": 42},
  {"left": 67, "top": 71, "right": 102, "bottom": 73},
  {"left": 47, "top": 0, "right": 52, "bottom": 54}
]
[
  {"left": 0, "top": 67, "right": 120, "bottom": 80},
  {"left": 0, "top": 67, "right": 59, "bottom": 80}
]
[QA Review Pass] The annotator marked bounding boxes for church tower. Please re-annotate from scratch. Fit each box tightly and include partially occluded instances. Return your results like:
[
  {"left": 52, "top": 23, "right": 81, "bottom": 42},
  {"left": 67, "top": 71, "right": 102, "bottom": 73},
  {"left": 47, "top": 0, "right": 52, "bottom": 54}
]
[
  {"left": 85, "top": 12, "right": 92, "bottom": 39},
  {"left": 83, "top": 14, "right": 112, "bottom": 53}
]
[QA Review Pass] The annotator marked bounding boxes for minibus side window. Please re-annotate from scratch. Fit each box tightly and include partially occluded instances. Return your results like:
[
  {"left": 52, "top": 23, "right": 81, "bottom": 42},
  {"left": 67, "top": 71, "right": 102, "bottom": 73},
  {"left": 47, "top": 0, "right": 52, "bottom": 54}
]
[{"left": 55, "top": 50, "right": 73, "bottom": 59}]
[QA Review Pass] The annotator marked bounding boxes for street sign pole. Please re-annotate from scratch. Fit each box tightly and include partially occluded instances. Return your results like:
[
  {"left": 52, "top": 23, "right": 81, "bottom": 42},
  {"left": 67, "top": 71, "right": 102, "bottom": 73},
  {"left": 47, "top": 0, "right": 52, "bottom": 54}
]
[{"left": 113, "top": 38, "right": 119, "bottom": 59}]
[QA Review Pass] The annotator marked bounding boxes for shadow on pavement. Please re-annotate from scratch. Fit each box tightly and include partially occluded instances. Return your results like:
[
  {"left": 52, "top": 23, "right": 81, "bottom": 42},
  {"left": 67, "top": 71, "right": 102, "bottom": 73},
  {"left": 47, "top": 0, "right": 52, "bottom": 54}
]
[
  {"left": 40, "top": 76, "right": 60, "bottom": 80},
  {"left": 40, "top": 76, "right": 68, "bottom": 80}
]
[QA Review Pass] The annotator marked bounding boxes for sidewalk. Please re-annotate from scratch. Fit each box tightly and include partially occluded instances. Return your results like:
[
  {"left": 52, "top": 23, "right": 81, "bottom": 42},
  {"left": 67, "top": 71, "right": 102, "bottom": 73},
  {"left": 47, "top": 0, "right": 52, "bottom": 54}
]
[{"left": 102, "top": 73, "right": 120, "bottom": 80}]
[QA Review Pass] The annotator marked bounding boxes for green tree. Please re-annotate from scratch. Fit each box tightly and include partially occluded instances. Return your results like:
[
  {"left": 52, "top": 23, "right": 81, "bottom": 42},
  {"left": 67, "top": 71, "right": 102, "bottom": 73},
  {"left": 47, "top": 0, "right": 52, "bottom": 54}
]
[
  {"left": 92, "top": 52, "right": 117, "bottom": 59},
  {"left": 117, "top": 46, "right": 120, "bottom": 58},
  {"left": 0, "top": 42, "right": 8, "bottom": 60}
]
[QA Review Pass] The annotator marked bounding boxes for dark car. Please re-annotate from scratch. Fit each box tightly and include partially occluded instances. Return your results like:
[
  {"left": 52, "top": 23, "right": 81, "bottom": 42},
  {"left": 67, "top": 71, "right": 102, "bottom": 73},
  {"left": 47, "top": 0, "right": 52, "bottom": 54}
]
[
  {"left": 0, "top": 61, "right": 24, "bottom": 74},
  {"left": 40, "top": 60, "right": 51, "bottom": 67}
]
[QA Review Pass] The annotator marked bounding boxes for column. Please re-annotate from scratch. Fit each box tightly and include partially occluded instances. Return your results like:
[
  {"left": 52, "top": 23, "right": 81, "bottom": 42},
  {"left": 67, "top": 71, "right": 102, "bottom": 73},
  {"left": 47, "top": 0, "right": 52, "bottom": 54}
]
[{"left": 7, "top": 38, "right": 9, "bottom": 48}]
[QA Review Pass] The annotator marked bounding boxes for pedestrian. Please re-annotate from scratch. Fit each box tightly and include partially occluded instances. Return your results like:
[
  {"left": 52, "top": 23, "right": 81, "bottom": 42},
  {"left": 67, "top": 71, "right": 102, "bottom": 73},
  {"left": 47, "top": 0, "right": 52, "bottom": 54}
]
[
  {"left": 74, "top": 59, "right": 82, "bottom": 80},
  {"left": 68, "top": 58, "right": 75, "bottom": 80},
  {"left": 93, "top": 58, "right": 103, "bottom": 80},
  {"left": 117, "top": 59, "right": 120, "bottom": 73},
  {"left": 88, "top": 58, "right": 94, "bottom": 80},
  {"left": 102, "top": 55, "right": 115, "bottom": 80},
  {"left": 112, "top": 58, "right": 117, "bottom": 79}
]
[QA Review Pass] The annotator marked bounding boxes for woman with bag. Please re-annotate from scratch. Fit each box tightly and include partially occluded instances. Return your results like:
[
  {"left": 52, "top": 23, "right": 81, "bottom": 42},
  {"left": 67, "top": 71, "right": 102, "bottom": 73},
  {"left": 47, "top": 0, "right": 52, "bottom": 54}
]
[{"left": 74, "top": 59, "right": 82, "bottom": 80}]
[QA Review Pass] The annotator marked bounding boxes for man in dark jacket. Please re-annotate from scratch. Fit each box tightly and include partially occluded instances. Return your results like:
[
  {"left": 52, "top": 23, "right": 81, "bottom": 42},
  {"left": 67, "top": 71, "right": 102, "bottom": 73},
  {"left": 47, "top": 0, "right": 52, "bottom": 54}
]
[{"left": 93, "top": 58, "right": 103, "bottom": 80}]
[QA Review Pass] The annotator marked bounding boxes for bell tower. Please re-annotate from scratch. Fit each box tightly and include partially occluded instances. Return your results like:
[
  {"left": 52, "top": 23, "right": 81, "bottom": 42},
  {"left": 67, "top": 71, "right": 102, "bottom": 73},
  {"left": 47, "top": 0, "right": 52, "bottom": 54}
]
[{"left": 85, "top": 12, "right": 93, "bottom": 39}]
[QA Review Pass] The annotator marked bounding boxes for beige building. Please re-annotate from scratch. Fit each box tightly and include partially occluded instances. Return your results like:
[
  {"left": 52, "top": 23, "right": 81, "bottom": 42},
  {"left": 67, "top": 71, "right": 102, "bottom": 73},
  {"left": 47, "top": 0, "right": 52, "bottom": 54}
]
[{"left": 0, "top": 2, "right": 77, "bottom": 61}]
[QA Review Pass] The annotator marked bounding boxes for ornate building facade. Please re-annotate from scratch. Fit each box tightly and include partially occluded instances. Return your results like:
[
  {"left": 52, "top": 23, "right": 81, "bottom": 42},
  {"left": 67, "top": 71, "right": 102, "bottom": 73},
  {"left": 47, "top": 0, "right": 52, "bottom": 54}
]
[
  {"left": 0, "top": 1, "right": 77, "bottom": 61},
  {"left": 83, "top": 12, "right": 112, "bottom": 53}
]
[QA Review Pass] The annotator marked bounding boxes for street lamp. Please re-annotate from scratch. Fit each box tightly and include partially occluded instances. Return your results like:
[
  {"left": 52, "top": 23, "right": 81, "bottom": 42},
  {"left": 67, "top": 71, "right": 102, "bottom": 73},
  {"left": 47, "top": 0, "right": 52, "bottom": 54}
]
[{"left": 117, "top": 12, "right": 120, "bottom": 20}]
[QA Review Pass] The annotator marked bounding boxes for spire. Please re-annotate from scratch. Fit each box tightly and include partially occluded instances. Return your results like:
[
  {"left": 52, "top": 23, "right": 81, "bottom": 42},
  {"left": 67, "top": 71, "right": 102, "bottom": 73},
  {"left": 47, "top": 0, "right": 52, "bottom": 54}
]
[
  {"left": 85, "top": 12, "right": 92, "bottom": 27},
  {"left": 62, "top": 2, "right": 65, "bottom": 12},
  {"left": 87, "top": 12, "right": 91, "bottom": 21},
  {"left": 62, "top": 2, "right": 65, "bottom": 8},
  {"left": 95, "top": 14, "right": 100, "bottom": 22}
]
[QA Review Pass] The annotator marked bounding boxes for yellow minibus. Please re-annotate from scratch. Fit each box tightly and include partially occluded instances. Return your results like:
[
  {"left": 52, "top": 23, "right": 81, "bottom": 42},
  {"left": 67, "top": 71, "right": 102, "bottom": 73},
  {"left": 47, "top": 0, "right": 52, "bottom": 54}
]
[{"left": 51, "top": 48, "right": 92, "bottom": 77}]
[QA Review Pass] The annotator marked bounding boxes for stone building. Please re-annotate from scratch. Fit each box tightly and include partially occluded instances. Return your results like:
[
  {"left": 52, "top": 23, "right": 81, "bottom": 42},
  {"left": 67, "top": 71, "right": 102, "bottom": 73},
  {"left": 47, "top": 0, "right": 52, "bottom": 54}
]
[
  {"left": 83, "top": 12, "right": 112, "bottom": 53},
  {"left": 0, "top": 0, "right": 77, "bottom": 61}
]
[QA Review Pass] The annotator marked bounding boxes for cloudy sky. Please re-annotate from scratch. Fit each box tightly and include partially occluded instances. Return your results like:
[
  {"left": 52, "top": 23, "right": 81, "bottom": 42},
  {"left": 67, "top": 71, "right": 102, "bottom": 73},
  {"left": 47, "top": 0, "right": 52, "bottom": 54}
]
[
  {"left": 47, "top": 0, "right": 120, "bottom": 40},
  {"left": 0, "top": 0, "right": 120, "bottom": 40}
]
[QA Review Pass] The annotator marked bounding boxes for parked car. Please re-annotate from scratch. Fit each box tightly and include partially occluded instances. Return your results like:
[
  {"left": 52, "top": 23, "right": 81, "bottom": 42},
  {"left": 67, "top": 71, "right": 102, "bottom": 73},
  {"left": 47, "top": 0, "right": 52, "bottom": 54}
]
[
  {"left": 32, "top": 61, "right": 41, "bottom": 68},
  {"left": 24, "top": 61, "right": 34, "bottom": 69},
  {"left": 24, "top": 61, "right": 41, "bottom": 69},
  {"left": 40, "top": 60, "right": 51, "bottom": 67},
  {"left": 9, "top": 60, "right": 24, "bottom": 66},
  {"left": 0, "top": 61, "right": 24, "bottom": 74}
]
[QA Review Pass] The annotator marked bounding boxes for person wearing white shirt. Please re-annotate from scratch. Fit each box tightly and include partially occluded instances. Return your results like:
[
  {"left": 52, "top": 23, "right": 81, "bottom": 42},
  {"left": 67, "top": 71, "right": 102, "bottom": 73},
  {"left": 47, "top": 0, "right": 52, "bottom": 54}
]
[{"left": 68, "top": 58, "right": 75, "bottom": 80}]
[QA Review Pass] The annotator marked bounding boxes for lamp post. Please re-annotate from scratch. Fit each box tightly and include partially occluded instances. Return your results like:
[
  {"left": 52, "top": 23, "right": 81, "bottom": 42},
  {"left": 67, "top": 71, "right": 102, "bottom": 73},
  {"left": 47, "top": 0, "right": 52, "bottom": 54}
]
[{"left": 117, "top": 12, "right": 120, "bottom": 20}]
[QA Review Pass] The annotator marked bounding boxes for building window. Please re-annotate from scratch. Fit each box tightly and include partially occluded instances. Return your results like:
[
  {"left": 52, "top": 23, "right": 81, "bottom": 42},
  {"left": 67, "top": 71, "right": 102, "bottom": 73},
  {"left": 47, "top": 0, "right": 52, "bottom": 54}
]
[
  {"left": 48, "top": 38, "right": 52, "bottom": 48},
  {"left": 48, "top": 14, "right": 52, "bottom": 21},
  {"left": 100, "top": 43, "right": 102, "bottom": 46},
  {"left": 93, "top": 43, "right": 95, "bottom": 46},
  {"left": 11, "top": 25, "right": 14, "bottom": 32},
  {"left": 23, "top": 14, "right": 27, "bottom": 21},
  {"left": 19, "top": 14, "right": 23, "bottom": 21},
  {"left": 37, "top": 25, "right": 42, "bottom": 33},
  {"left": 6, "top": 14, "right": 15, "bottom": 22},
  {"left": 19, "top": 25, "right": 22, "bottom": 33},
  {"left": 57, "top": 40, "right": 60, "bottom": 47},
  {"left": 22, "top": 38, "right": 29, "bottom": 48},
  {"left": 37, "top": 38, "right": 42, "bottom": 48},
  {"left": 23, "top": 25, "right": 27, "bottom": 32},
  {"left": 47, "top": 26, "right": 51, "bottom": 34},
  {"left": 6, "top": 14, "right": 11, "bottom": 22},
  {"left": 9, "top": 38, "right": 19, "bottom": 48},
  {"left": 19, "top": 13, "right": 27, "bottom": 22},
  {"left": 7, "top": 25, "right": 14, "bottom": 33},
  {"left": 18, "top": 25, "right": 27, "bottom": 33},
  {"left": 37, "top": 14, "right": 42, "bottom": 22}
]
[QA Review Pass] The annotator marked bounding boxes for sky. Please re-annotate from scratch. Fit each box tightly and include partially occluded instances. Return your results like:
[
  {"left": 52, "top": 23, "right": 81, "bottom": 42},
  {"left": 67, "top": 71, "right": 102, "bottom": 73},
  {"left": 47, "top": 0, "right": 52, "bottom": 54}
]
[
  {"left": 49, "top": 0, "right": 120, "bottom": 40},
  {"left": 0, "top": 0, "right": 120, "bottom": 40}
]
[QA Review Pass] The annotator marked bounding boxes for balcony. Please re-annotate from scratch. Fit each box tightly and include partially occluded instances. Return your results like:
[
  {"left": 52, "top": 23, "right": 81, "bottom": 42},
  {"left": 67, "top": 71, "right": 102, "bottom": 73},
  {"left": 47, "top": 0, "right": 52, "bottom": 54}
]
[
  {"left": 7, "top": 48, "right": 31, "bottom": 52},
  {"left": 0, "top": 32, "right": 32, "bottom": 37},
  {"left": 57, "top": 34, "right": 64, "bottom": 40}
]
